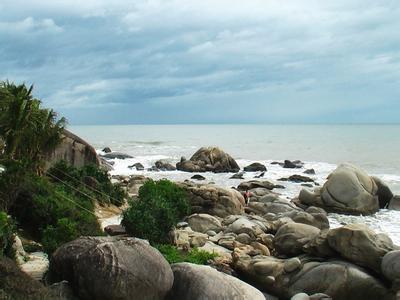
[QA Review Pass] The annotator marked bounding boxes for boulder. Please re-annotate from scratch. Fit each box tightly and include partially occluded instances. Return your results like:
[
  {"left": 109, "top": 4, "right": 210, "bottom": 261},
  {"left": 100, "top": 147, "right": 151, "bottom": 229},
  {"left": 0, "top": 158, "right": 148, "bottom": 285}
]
[
  {"left": 226, "top": 217, "right": 267, "bottom": 238},
  {"left": 286, "top": 175, "right": 314, "bottom": 183},
  {"left": 247, "top": 198, "right": 300, "bottom": 216},
  {"left": 388, "top": 196, "right": 400, "bottom": 210},
  {"left": 49, "top": 236, "right": 173, "bottom": 300},
  {"left": 155, "top": 160, "right": 176, "bottom": 171},
  {"left": 102, "top": 147, "right": 112, "bottom": 153},
  {"left": 180, "top": 182, "right": 245, "bottom": 217},
  {"left": 176, "top": 147, "right": 240, "bottom": 173},
  {"left": 238, "top": 180, "right": 276, "bottom": 191},
  {"left": 244, "top": 163, "right": 267, "bottom": 172},
  {"left": 186, "top": 213, "right": 223, "bottom": 233},
  {"left": 273, "top": 223, "right": 321, "bottom": 256},
  {"left": 382, "top": 250, "right": 400, "bottom": 283},
  {"left": 46, "top": 129, "right": 99, "bottom": 169},
  {"left": 191, "top": 174, "right": 206, "bottom": 181},
  {"left": 279, "top": 207, "right": 329, "bottom": 230},
  {"left": 327, "top": 224, "right": 396, "bottom": 273},
  {"left": 102, "top": 152, "right": 133, "bottom": 159},
  {"left": 168, "top": 263, "right": 265, "bottom": 300},
  {"left": 232, "top": 253, "right": 392, "bottom": 300},
  {"left": 298, "top": 164, "right": 384, "bottom": 215},
  {"left": 283, "top": 160, "right": 304, "bottom": 169}
]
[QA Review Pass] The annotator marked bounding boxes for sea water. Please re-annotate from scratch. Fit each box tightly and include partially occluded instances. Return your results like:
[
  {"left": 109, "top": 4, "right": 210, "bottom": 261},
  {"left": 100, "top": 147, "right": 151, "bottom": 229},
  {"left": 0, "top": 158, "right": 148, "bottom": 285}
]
[{"left": 70, "top": 124, "right": 400, "bottom": 244}]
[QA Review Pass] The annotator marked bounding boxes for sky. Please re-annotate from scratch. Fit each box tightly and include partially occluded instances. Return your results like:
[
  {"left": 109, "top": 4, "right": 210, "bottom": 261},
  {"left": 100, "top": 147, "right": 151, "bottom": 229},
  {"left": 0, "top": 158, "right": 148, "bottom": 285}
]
[{"left": 1, "top": 0, "right": 399, "bottom": 125}]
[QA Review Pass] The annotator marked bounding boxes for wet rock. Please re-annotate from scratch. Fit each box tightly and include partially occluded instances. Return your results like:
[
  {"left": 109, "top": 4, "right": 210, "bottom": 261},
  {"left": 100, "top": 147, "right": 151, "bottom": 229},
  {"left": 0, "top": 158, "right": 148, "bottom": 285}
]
[
  {"left": 186, "top": 213, "right": 223, "bottom": 233},
  {"left": 180, "top": 182, "right": 245, "bottom": 217},
  {"left": 49, "top": 236, "right": 173, "bottom": 300},
  {"left": 273, "top": 223, "right": 321, "bottom": 256},
  {"left": 287, "top": 174, "right": 314, "bottom": 183},
  {"left": 155, "top": 160, "right": 176, "bottom": 171},
  {"left": 176, "top": 147, "right": 240, "bottom": 173},
  {"left": 147, "top": 166, "right": 159, "bottom": 172},
  {"left": 327, "top": 224, "right": 396, "bottom": 273},
  {"left": 283, "top": 160, "right": 304, "bottom": 169},
  {"left": 298, "top": 164, "right": 384, "bottom": 215},
  {"left": 128, "top": 162, "right": 144, "bottom": 170},
  {"left": 102, "top": 147, "right": 112, "bottom": 153},
  {"left": 168, "top": 263, "right": 265, "bottom": 300},
  {"left": 304, "top": 168, "right": 316, "bottom": 175},
  {"left": 102, "top": 151, "right": 133, "bottom": 159},
  {"left": 191, "top": 174, "right": 206, "bottom": 180},
  {"left": 244, "top": 162, "right": 267, "bottom": 172}
]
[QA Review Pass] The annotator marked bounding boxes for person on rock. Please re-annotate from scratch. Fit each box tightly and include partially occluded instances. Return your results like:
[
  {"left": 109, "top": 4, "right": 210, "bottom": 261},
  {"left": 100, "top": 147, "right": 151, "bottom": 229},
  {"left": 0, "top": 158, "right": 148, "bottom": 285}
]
[{"left": 243, "top": 189, "right": 251, "bottom": 205}]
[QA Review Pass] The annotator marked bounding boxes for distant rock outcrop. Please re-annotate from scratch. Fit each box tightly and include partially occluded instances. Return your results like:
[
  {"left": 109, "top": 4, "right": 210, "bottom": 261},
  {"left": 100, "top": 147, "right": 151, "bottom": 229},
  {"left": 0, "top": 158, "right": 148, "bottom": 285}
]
[
  {"left": 46, "top": 129, "right": 99, "bottom": 169},
  {"left": 176, "top": 147, "right": 240, "bottom": 173}
]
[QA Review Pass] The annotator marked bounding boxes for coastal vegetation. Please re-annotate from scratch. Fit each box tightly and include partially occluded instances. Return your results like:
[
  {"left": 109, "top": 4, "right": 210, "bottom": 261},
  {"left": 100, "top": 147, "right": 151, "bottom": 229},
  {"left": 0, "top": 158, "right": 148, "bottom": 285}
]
[
  {"left": 0, "top": 81, "right": 123, "bottom": 255},
  {"left": 122, "top": 179, "right": 190, "bottom": 244},
  {"left": 155, "top": 244, "right": 217, "bottom": 265}
]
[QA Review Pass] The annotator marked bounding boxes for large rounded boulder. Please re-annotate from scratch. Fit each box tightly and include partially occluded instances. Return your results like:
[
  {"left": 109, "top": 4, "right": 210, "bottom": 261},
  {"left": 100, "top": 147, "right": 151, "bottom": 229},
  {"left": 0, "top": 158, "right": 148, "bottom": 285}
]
[
  {"left": 176, "top": 147, "right": 240, "bottom": 173},
  {"left": 298, "top": 164, "right": 391, "bottom": 215},
  {"left": 327, "top": 224, "right": 396, "bottom": 273},
  {"left": 232, "top": 252, "right": 393, "bottom": 300},
  {"left": 49, "top": 236, "right": 173, "bottom": 300},
  {"left": 180, "top": 182, "right": 245, "bottom": 217},
  {"left": 273, "top": 223, "right": 321, "bottom": 256},
  {"left": 168, "top": 262, "right": 265, "bottom": 300}
]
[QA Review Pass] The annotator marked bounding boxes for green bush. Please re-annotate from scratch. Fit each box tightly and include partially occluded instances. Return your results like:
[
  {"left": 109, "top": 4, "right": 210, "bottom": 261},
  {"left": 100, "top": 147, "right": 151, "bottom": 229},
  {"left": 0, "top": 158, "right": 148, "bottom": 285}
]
[
  {"left": 6, "top": 172, "right": 101, "bottom": 254},
  {"left": 0, "top": 211, "right": 14, "bottom": 257},
  {"left": 42, "top": 218, "right": 79, "bottom": 254},
  {"left": 122, "top": 179, "right": 190, "bottom": 244},
  {"left": 48, "top": 161, "right": 126, "bottom": 207},
  {"left": 155, "top": 244, "right": 218, "bottom": 265}
]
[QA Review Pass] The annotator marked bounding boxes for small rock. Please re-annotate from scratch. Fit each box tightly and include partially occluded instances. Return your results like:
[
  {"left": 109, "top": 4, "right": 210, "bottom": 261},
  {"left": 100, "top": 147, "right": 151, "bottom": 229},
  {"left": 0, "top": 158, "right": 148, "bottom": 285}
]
[
  {"left": 206, "top": 230, "right": 217, "bottom": 237},
  {"left": 102, "top": 147, "right": 112, "bottom": 153},
  {"left": 104, "top": 225, "right": 127, "bottom": 236},
  {"left": 304, "top": 169, "right": 316, "bottom": 175},
  {"left": 191, "top": 174, "right": 206, "bottom": 180},
  {"left": 244, "top": 163, "right": 267, "bottom": 172},
  {"left": 254, "top": 172, "right": 265, "bottom": 178},
  {"left": 283, "top": 160, "right": 303, "bottom": 169},
  {"left": 291, "top": 293, "right": 310, "bottom": 300}
]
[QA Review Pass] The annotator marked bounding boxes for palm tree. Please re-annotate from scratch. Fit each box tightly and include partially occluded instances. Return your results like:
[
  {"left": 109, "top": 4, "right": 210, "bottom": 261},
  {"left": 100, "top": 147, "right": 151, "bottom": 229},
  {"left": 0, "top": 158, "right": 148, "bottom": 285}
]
[{"left": 0, "top": 81, "right": 66, "bottom": 172}]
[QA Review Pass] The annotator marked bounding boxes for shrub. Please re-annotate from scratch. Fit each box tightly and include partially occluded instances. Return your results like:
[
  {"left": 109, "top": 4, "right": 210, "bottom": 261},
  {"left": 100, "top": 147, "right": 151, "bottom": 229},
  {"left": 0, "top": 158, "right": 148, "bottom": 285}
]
[
  {"left": 42, "top": 218, "right": 79, "bottom": 254},
  {"left": 48, "top": 161, "right": 126, "bottom": 207},
  {"left": 7, "top": 172, "right": 101, "bottom": 254},
  {"left": 122, "top": 179, "right": 190, "bottom": 244},
  {"left": 0, "top": 211, "right": 14, "bottom": 257},
  {"left": 155, "top": 244, "right": 218, "bottom": 265}
]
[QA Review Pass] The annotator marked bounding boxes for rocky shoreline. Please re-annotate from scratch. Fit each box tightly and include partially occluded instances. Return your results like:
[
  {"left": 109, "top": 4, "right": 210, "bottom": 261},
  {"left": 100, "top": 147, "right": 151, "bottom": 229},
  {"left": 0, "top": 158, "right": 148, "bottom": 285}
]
[{"left": 5, "top": 146, "right": 400, "bottom": 300}]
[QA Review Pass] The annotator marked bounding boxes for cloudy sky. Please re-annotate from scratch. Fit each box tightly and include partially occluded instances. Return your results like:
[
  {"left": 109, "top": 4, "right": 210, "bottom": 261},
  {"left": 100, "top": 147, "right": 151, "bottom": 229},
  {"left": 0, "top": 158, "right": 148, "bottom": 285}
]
[{"left": 1, "top": 0, "right": 399, "bottom": 124}]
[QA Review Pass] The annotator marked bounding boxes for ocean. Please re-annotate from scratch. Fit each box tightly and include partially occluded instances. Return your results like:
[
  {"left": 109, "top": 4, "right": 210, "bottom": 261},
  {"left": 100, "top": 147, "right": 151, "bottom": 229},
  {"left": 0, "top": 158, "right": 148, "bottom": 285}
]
[{"left": 70, "top": 124, "right": 400, "bottom": 244}]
